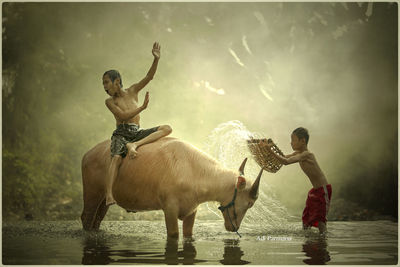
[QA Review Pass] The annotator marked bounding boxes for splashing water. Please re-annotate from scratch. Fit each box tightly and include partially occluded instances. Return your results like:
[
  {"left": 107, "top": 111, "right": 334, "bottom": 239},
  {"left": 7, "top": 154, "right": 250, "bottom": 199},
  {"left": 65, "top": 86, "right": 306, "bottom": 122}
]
[{"left": 203, "top": 120, "right": 298, "bottom": 232}]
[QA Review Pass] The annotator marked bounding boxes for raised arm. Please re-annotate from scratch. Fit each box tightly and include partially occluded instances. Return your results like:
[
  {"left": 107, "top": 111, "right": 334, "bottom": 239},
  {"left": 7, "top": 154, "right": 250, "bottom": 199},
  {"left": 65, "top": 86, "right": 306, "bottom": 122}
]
[
  {"left": 128, "top": 42, "right": 161, "bottom": 94},
  {"left": 105, "top": 92, "right": 149, "bottom": 121}
]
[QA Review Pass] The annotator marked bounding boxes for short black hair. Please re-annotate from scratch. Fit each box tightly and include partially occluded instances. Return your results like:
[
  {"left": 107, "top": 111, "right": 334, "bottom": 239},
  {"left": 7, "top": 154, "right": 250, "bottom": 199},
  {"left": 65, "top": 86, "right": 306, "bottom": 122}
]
[
  {"left": 292, "top": 127, "right": 309, "bottom": 144},
  {"left": 103, "top": 70, "right": 123, "bottom": 88}
]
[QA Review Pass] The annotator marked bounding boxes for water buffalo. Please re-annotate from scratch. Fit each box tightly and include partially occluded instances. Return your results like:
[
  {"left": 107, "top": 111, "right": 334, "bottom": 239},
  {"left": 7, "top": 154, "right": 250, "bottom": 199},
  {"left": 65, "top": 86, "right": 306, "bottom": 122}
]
[{"left": 81, "top": 137, "right": 263, "bottom": 239}]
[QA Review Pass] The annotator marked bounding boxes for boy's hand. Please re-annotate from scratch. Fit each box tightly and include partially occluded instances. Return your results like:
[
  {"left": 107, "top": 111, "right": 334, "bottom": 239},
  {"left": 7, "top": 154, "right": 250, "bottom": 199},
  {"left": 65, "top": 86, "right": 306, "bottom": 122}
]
[
  {"left": 260, "top": 138, "right": 270, "bottom": 145},
  {"left": 260, "top": 139, "right": 273, "bottom": 150},
  {"left": 141, "top": 92, "right": 150, "bottom": 109},
  {"left": 152, "top": 42, "right": 161, "bottom": 59}
]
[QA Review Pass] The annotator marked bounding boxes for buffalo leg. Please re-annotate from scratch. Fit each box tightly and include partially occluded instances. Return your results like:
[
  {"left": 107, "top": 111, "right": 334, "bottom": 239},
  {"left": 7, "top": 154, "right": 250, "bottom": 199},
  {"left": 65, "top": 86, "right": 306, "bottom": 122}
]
[
  {"left": 92, "top": 198, "right": 110, "bottom": 230},
  {"left": 81, "top": 193, "right": 105, "bottom": 230},
  {"left": 163, "top": 207, "right": 179, "bottom": 239},
  {"left": 182, "top": 210, "right": 197, "bottom": 238}
]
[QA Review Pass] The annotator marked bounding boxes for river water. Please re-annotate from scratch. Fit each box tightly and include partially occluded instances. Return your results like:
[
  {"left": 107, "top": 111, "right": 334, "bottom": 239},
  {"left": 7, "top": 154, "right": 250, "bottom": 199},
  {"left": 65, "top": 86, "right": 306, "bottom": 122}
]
[{"left": 2, "top": 220, "right": 397, "bottom": 265}]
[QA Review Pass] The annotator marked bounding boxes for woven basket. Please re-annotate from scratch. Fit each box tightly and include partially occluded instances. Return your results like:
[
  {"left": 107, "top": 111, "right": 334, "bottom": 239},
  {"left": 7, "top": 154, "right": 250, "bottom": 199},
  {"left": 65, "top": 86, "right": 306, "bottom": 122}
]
[{"left": 247, "top": 137, "right": 285, "bottom": 173}]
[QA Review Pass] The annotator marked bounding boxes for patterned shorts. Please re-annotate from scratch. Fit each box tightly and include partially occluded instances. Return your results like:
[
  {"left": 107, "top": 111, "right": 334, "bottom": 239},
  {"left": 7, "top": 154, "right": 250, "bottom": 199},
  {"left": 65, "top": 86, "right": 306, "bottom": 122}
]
[{"left": 110, "top": 123, "right": 159, "bottom": 158}]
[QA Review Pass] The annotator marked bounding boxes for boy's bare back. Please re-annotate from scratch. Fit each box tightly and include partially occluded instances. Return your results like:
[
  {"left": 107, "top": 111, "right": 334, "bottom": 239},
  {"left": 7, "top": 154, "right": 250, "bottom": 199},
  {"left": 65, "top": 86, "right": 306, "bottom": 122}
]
[{"left": 293, "top": 151, "right": 328, "bottom": 188}]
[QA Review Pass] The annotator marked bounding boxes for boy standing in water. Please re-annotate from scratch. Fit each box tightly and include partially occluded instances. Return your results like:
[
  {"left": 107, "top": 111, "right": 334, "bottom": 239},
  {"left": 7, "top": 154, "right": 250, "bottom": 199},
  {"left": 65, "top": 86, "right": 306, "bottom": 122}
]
[
  {"left": 260, "top": 127, "right": 332, "bottom": 234},
  {"left": 102, "top": 42, "right": 172, "bottom": 206}
]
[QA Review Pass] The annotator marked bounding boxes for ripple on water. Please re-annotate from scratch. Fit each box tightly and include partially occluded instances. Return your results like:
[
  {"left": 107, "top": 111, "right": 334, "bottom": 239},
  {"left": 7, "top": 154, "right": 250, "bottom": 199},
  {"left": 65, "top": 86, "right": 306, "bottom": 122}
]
[{"left": 2, "top": 220, "right": 398, "bottom": 265}]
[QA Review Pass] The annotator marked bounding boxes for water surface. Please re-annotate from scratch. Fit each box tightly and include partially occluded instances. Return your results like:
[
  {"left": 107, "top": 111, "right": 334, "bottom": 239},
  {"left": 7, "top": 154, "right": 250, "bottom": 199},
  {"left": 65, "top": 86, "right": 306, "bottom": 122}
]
[{"left": 2, "top": 220, "right": 397, "bottom": 265}]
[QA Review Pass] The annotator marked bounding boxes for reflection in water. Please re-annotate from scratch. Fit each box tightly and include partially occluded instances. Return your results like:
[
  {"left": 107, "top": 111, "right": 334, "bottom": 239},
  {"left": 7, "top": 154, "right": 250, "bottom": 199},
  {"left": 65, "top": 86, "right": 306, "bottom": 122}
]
[
  {"left": 220, "top": 239, "right": 250, "bottom": 265},
  {"left": 82, "top": 237, "right": 114, "bottom": 264},
  {"left": 3, "top": 221, "right": 397, "bottom": 265},
  {"left": 302, "top": 236, "right": 330, "bottom": 265},
  {"left": 81, "top": 235, "right": 206, "bottom": 265},
  {"left": 164, "top": 239, "right": 200, "bottom": 265}
]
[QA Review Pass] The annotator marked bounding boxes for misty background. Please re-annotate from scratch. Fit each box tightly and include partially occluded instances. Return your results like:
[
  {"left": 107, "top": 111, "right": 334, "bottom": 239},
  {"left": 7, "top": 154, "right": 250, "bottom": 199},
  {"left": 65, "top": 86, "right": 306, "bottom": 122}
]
[{"left": 2, "top": 2, "right": 397, "bottom": 222}]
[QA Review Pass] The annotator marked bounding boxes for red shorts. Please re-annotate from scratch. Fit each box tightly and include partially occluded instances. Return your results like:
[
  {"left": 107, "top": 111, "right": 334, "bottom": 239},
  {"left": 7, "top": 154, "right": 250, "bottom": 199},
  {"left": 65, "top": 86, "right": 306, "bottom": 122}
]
[{"left": 302, "top": 184, "right": 332, "bottom": 227}]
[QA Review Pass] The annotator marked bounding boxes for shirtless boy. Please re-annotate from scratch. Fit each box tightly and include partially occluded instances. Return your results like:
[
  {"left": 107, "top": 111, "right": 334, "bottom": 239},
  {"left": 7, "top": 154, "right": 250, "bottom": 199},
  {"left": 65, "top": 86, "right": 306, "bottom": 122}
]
[
  {"left": 260, "top": 127, "right": 332, "bottom": 234},
  {"left": 103, "top": 42, "right": 172, "bottom": 206}
]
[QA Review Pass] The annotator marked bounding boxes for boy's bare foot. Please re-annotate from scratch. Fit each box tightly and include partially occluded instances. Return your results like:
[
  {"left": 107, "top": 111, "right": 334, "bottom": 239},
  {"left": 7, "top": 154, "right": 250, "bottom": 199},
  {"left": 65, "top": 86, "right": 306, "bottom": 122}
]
[
  {"left": 106, "top": 196, "right": 116, "bottom": 206},
  {"left": 127, "top": 143, "right": 138, "bottom": 159}
]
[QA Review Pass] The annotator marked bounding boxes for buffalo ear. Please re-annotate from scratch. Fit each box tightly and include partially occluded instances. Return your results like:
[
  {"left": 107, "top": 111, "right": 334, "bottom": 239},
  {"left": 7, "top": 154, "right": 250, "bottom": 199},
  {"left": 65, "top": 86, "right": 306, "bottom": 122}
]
[
  {"left": 249, "top": 168, "right": 263, "bottom": 199},
  {"left": 237, "top": 176, "right": 246, "bottom": 190}
]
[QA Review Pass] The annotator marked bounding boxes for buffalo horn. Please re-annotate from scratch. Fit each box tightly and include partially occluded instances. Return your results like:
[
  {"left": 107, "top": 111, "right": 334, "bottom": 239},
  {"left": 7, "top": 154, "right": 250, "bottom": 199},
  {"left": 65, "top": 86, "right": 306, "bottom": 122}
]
[
  {"left": 249, "top": 168, "right": 263, "bottom": 199},
  {"left": 238, "top": 158, "right": 248, "bottom": 176}
]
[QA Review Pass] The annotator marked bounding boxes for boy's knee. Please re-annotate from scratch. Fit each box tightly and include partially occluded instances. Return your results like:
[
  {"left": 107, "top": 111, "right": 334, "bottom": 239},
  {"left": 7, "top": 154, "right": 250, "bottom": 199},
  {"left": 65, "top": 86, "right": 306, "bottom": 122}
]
[{"left": 160, "top": 125, "right": 172, "bottom": 135}]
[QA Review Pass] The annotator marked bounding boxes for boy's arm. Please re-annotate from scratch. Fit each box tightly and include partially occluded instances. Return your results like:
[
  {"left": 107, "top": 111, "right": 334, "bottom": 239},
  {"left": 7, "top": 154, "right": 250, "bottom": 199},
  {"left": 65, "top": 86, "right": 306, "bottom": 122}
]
[
  {"left": 285, "top": 152, "right": 298, "bottom": 158},
  {"left": 272, "top": 151, "right": 309, "bottom": 165},
  {"left": 128, "top": 42, "right": 160, "bottom": 94},
  {"left": 267, "top": 146, "right": 309, "bottom": 165},
  {"left": 105, "top": 92, "right": 149, "bottom": 121},
  {"left": 260, "top": 140, "right": 308, "bottom": 165},
  {"left": 259, "top": 139, "right": 296, "bottom": 159}
]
